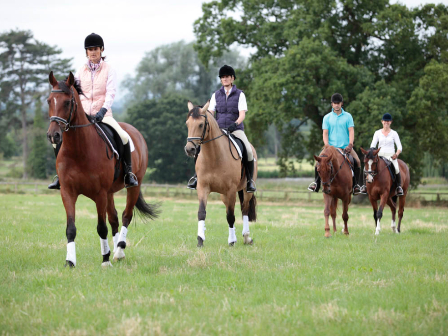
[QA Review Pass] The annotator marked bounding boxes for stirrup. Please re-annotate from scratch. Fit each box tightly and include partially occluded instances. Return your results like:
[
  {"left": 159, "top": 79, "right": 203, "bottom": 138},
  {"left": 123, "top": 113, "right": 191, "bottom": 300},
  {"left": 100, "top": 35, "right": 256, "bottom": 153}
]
[
  {"left": 359, "top": 185, "right": 367, "bottom": 195},
  {"left": 48, "top": 175, "right": 60, "bottom": 190},
  {"left": 353, "top": 184, "right": 361, "bottom": 195},
  {"left": 246, "top": 179, "right": 256, "bottom": 193},
  {"left": 125, "top": 172, "right": 138, "bottom": 188},
  {"left": 187, "top": 176, "right": 197, "bottom": 190},
  {"left": 308, "top": 182, "right": 317, "bottom": 192}
]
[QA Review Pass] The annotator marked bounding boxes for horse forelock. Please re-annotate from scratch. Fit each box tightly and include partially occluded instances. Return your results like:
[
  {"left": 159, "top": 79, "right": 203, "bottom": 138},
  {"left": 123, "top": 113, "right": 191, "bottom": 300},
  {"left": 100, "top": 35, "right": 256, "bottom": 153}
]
[
  {"left": 366, "top": 148, "right": 377, "bottom": 160},
  {"left": 186, "top": 106, "right": 203, "bottom": 120},
  {"left": 57, "top": 81, "right": 71, "bottom": 95},
  {"left": 58, "top": 79, "right": 85, "bottom": 96}
]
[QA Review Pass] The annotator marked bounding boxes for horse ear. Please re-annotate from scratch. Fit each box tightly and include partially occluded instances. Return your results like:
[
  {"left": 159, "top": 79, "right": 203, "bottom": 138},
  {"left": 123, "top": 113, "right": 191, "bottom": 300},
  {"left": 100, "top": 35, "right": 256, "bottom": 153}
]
[
  {"left": 66, "top": 72, "right": 75, "bottom": 87},
  {"left": 201, "top": 100, "right": 210, "bottom": 114},
  {"left": 360, "top": 147, "right": 367, "bottom": 155},
  {"left": 314, "top": 155, "right": 321, "bottom": 162},
  {"left": 373, "top": 148, "right": 381, "bottom": 156},
  {"left": 49, "top": 71, "right": 58, "bottom": 87},
  {"left": 187, "top": 101, "right": 194, "bottom": 112}
]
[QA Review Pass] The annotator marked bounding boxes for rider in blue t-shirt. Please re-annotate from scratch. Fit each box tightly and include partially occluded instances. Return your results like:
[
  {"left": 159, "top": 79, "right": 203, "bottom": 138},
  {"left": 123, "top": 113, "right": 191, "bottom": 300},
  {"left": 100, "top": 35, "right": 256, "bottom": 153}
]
[{"left": 308, "top": 93, "right": 361, "bottom": 195}]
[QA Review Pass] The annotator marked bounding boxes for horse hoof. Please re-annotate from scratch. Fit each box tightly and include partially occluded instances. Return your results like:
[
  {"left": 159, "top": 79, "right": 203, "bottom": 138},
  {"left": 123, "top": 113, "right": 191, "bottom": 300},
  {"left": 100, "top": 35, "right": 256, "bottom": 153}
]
[
  {"left": 243, "top": 233, "right": 253, "bottom": 245},
  {"left": 197, "top": 236, "right": 204, "bottom": 248},
  {"left": 375, "top": 231, "right": 380, "bottom": 236},
  {"left": 101, "top": 261, "right": 113, "bottom": 267},
  {"left": 344, "top": 231, "right": 349, "bottom": 236},
  {"left": 229, "top": 241, "right": 236, "bottom": 247},
  {"left": 113, "top": 246, "right": 126, "bottom": 261},
  {"left": 64, "top": 260, "right": 75, "bottom": 268},
  {"left": 392, "top": 227, "right": 397, "bottom": 233}
]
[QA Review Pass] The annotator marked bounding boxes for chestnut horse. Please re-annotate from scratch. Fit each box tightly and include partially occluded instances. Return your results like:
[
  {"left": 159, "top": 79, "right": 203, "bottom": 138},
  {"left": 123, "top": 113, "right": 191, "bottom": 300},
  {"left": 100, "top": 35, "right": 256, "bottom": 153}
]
[
  {"left": 360, "top": 147, "right": 410, "bottom": 235},
  {"left": 46, "top": 72, "right": 159, "bottom": 267},
  {"left": 184, "top": 101, "right": 257, "bottom": 247},
  {"left": 313, "top": 146, "right": 353, "bottom": 237}
]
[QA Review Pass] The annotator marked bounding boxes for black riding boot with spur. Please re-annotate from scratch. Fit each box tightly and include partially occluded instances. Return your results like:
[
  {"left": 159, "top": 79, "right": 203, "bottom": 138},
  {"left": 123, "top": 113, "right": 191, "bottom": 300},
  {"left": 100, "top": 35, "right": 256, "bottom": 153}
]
[
  {"left": 123, "top": 142, "right": 138, "bottom": 188},
  {"left": 246, "top": 159, "right": 256, "bottom": 193}
]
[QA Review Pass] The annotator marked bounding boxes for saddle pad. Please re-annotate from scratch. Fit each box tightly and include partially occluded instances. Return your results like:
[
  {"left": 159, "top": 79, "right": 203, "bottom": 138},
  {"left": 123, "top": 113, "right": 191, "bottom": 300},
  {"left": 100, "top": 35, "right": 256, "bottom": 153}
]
[
  {"left": 95, "top": 124, "right": 135, "bottom": 158},
  {"left": 221, "top": 129, "right": 243, "bottom": 158},
  {"left": 336, "top": 148, "right": 354, "bottom": 177},
  {"left": 381, "top": 157, "right": 395, "bottom": 181}
]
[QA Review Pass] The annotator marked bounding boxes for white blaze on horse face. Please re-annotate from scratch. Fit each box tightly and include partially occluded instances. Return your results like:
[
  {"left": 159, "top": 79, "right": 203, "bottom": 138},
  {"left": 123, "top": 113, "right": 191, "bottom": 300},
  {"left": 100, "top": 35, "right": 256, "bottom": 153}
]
[
  {"left": 53, "top": 97, "right": 57, "bottom": 110},
  {"left": 366, "top": 159, "right": 374, "bottom": 183}
]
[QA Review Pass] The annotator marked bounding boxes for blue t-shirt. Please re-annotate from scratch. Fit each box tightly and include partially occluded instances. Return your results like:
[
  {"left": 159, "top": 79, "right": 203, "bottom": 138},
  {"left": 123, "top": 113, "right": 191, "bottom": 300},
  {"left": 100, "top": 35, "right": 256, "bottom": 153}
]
[{"left": 322, "top": 108, "right": 354, "bottom": 149}]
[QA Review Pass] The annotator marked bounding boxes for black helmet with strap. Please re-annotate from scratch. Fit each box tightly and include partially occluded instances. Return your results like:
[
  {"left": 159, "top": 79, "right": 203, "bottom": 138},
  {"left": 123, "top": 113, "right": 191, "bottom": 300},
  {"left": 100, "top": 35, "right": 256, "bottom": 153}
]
[
  {"left": 382, "top": 113, "right": 392, "bottom": 121},
  {"left": 219, "top": 65, "right": 236, "bottom": 79},
  {"left": 85, "top": 33, "right": 104, "bottom": 50}
]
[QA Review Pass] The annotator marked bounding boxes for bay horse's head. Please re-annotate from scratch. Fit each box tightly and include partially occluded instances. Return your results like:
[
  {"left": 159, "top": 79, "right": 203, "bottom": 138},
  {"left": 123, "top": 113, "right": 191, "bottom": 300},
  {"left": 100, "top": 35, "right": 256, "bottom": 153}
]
[
  {"left": 360, "top": 147, "right": 381, "bottom": 183},
  {"left": 314, "top": 150, "right": 334, "bottom": 195},
  {"left": 46, "top": 71, "right": 78, "bottom": 144},
  {"left": 185, "top": 100, "right": 210, "bottom": 157}
]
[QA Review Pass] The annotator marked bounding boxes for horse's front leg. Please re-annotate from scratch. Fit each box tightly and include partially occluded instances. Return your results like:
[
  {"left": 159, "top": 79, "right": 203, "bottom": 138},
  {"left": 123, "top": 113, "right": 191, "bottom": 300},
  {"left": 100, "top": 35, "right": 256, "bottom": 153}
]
[
  {"left": 106, "top": 193, "right": 120, "bottom": 252},
  {"left": 222, "top": 192, "right": 237, "bottom": 246},
  {"left": 61, "top": 190, "right": 78, "bottom": 267},
  {"left": 323, "top": 194, "right": 332, "bottom": 238},
  {"left": 375, "top": 193, "right": 389, "bottom": 235},
  {"left": 96, "top": 192, "right": 112, "bottom": 267},
  {"left": 196, "top": 186, "right": 210, "bottom": 247},
  {"left": 342, "top": 197, "right": 350, "bottom": 235},
  {"left": 331, "top": 197, "right": 338, "bottom": 233}
]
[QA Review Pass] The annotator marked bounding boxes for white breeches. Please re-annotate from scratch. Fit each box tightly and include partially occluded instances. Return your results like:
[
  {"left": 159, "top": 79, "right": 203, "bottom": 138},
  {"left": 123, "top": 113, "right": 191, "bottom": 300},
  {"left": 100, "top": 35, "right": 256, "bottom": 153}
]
[
  {"left": 379, "top": 152, "right": 400, "bottom": 173},
  {"left": 232, "top": 130, "right": 254, "bottom": 161},
  {"left": 102, "top": 116, "right": 129, "bottom": 145}
]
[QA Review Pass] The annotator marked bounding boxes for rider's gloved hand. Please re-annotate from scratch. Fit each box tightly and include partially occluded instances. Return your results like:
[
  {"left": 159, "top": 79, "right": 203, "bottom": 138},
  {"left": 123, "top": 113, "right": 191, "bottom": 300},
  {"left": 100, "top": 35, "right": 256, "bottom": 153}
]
[
  {"left": 344, "top": 143, "right": 353, "bottom": 154},
  {"left": 227, "top": 122, "right": 238, "bottom": 133},
  {"left": 94, "top": 108, "right": 107, "bottom": 122},
  {"left": 391, "top": 153, "right": 398, "bottom": 160}
]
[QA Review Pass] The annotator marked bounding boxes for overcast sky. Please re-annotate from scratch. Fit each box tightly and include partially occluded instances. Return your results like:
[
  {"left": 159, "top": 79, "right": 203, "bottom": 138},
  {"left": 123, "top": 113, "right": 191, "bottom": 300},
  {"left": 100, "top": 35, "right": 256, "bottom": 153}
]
[{"left": 1, "top": 0, "right": 447, "bottom": 98}]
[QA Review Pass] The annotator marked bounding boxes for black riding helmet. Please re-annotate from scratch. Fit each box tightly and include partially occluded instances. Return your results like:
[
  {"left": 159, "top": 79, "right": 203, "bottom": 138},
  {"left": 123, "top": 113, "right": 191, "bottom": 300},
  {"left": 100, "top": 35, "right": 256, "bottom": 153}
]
[
  {"left": 331, "top": 93, "right": 343, "bottom": 103},
  {"left": 219, "top": 65, "right": 236, "bottom": 79},
  {"left": 382, "top": 113, "right": 392, "bottom": 121},
  {"left": 85, "top": 33, "right": 104, "bottom": 50}
]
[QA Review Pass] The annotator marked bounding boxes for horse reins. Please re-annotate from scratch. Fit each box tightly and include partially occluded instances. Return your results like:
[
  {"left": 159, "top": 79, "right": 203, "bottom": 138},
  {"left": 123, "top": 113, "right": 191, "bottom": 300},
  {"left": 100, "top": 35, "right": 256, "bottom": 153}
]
[{"left": 49, "top": 88, "right": 94, "bottom": 131}]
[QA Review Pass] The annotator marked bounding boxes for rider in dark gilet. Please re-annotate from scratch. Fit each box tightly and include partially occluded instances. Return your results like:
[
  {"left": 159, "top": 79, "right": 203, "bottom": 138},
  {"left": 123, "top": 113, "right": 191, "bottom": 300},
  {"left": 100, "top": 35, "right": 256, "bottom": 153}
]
[{"left": 187, "top": 65, "right": 256, "bottom": 193}]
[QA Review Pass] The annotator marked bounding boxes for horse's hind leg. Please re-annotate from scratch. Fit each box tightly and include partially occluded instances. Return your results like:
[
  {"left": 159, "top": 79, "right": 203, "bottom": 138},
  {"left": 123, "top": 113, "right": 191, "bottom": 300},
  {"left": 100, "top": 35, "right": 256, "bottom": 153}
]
[
  {"left": 387, "top": 197, "right": 397, "bottom": 233},
  {"left": 95, "top": 192, "right": 112, "bottom": 267},
  {"left": 114, "top": 186, "right": 140, "bottom": 261},
  {"left": 107, "top": 193, "right": 119, "bottom": 252},
  {"left": 223, "top": 192, "right": 237, "bottom": 246},
  {"left": 397, "top": 195, "right": 406, "bottom": 233},
  {"left": 342, "top": 198, "right": 350, "bottom": 235},
  {"left": 239, "top": 190, "right": 255, "bottom": 245},
  {"left": 330, "top": 197, "right": 338, "bottom": 234}
]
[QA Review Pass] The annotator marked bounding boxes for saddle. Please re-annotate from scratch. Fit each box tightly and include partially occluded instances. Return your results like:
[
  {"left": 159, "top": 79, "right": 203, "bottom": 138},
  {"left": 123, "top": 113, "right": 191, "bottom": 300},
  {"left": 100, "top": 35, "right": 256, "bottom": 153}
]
[
  {"left": 380, "top": 157, "right": 396, "bottom": 182},
  {"left": 221, "top": 129, "right": 248, "bottom": 178},
  {"left": 336, "top": 148, "right": 355, "bottom": 175}
]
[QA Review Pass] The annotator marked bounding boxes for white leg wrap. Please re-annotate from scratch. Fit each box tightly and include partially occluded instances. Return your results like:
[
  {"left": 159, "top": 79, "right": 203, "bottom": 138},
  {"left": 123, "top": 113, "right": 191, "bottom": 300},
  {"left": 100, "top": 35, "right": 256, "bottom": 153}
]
[
  {"left": 198, "top": 220, "right": 206, "bottom": 241},
  {"left": 100, "top": 238, "right": 111, "bottom": 256},
  {"left": 118, "top": 226, "right": 128, "bottom": 243},
  {"left": 375, "top": 219, "right": 381, "bottom": 235},
  {"left": 228, "top": 227, "right": 237, "bottom": 244},
  {"left": 113, "top": 232, "right": 119, "bottom": 252},
  {"left": 242, "top": 215, "right": 250, "bottom": 236},
  {"left": 66, "top": 242, "right": 76, "bottom": 266}
]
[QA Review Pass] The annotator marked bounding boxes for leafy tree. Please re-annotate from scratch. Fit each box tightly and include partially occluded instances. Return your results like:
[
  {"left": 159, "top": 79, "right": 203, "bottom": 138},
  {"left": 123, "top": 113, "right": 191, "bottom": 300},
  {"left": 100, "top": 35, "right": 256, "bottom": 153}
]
[
  {"left": 27, "top": 99, "right": 47, "bottom": 179},
  {"left": 0, "top": 29, "right": 72, "bottom": 178},
  {"left": 194, "top": 1, "right": 448, "bottom": 184},
  {"left": 122, "top": 40, "right": 245, "bottom": 106},
  {"left": 125, "top": 94, "right": 194, "bottom": 183}
]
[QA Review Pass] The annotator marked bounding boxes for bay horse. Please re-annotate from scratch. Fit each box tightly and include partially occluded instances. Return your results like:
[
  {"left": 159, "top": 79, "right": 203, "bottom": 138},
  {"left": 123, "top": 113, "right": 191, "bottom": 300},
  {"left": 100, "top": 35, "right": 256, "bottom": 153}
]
[
  {"left": 360, "top": 147, "right": 410, "bottom": 235},
  {"left": 184, "top": 101, "right": 257, "bottom": 247},
  {"left": 313, "top": 146, "right": 353, "bottom": 237},
  {"left": 46, "top": 72, "right": 159, "bottom": 267}
]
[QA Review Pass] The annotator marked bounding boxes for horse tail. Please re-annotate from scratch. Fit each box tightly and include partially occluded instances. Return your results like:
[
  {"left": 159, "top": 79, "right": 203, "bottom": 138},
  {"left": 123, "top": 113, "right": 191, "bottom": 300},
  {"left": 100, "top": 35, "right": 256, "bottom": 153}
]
[
  {"left": 248, "top": 194, "right": 257, "bottom": 222},
  {"left": 135, "top": 191, "right": 161, "bottom": 222}
]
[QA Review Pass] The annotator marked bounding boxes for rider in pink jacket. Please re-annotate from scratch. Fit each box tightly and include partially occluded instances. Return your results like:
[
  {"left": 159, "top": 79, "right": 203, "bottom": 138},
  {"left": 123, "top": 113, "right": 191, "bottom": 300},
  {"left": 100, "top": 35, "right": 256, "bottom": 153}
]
[{"left": 48, "top": 33, "right": 138, "bottom": 190}]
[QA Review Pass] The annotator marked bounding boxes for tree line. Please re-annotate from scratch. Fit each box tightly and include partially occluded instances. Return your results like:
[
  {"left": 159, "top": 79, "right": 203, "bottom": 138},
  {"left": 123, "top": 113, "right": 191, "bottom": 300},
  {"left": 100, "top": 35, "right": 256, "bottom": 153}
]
[{"left": 1, "top": 1, "right": 448, "bottom": 185}]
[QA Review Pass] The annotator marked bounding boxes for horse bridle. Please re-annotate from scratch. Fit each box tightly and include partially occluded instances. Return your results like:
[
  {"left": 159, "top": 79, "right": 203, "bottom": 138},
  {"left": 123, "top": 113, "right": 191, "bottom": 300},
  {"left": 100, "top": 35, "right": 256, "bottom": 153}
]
[
  {"left": 186, "top": 111, "right": 224, "bottom": 150},
  {"left": 49, "top": 88, "right": 93, "bottom": 131},
  {"left": 364, "top": 154, "right": 379, "bottom": 178},
  {"left": 319, "top": 153, "right": 347, "bottom": 188}
]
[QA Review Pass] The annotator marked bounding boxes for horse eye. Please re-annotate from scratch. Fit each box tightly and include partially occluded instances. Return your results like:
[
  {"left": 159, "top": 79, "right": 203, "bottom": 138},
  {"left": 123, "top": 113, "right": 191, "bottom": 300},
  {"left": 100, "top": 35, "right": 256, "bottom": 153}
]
[{"left": 199, "top": 124, "right": 203, "bottom": 129}]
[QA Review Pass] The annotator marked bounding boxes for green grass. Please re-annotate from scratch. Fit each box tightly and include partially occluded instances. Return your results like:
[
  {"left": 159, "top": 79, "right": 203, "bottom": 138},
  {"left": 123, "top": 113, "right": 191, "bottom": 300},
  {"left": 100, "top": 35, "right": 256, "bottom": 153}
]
[{"left": 1, "top": 194, "right": 447, "bottom": 335}]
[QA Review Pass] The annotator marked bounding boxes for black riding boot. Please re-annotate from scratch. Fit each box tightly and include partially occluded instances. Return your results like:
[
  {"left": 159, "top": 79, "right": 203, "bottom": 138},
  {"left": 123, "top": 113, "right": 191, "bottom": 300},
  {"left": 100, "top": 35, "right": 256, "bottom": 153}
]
[
  {"left": 353, "top": 166, "right": 361, "bottom": 195},
  {"left": 308, "top": 166, "right": 321, "bottom": 192},
  {"left": 246, "top": 159, "right": 256, "bottom": 193},
  {"left": 187, "top": 146, "right": 200, "bottom": 190},
  {"left": 395, "top": 172, "right": 404, "bottom": 196},
  {"left": 123, "top": 142, "right": 138, "bottom": 188},
  {"left": 48, "top": 143, "right": 61, "bottom": 190},
  {"left": 359, "top": 171, "right": 367, "bottom": 195}
]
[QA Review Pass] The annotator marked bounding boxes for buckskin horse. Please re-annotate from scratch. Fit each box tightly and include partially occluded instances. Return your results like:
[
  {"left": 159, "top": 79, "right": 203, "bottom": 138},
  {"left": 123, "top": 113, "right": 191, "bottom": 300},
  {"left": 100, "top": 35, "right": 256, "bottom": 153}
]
[
  {"left": 360, "top": 147, "right": 410, "bottom": 235},
  {"left": 46, "top": 72, "right": 159, "bottom": 267},
  {"left": 184, "top": 101, "right": 257, "bottom": 247},
  {"left": 313, "top": 145, "right": 353, "bottom": 237}
]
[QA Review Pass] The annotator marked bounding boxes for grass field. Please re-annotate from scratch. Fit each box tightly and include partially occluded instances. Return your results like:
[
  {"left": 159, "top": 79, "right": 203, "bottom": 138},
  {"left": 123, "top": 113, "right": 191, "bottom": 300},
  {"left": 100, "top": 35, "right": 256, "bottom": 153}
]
[{"left": 1, "top": 194, "right": 447, "bottom": 335}]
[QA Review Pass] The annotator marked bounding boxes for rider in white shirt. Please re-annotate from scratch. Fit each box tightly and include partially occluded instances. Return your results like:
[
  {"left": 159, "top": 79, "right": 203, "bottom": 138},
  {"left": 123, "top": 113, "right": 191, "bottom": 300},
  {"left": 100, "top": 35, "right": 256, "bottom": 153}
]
[{"left": 360, "top": 113, "right": 404, "bottom": 196}]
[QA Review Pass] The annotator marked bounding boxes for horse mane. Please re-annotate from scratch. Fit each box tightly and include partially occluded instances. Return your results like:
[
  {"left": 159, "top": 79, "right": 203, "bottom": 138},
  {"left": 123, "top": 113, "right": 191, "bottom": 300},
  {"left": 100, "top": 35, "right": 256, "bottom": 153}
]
[
  {"left": 58, "top": 79, "right": 85, "bottom": 96},
  {"left": 320, "top": 145, "right": 340, "bottom": 158}
]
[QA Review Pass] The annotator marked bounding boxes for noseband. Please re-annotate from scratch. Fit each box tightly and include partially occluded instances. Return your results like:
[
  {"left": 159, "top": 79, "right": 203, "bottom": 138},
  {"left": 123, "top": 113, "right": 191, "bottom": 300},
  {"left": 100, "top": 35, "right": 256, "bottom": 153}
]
[{"left": 49, "top": 89, "right": 93, "bottom": 131}]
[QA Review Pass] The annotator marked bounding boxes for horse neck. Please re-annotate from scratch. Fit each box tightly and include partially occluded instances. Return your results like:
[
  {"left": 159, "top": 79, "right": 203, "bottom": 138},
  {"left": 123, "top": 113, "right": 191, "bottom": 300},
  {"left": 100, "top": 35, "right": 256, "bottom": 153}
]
[{"left": 200, "top": 115, "right": 229, "bottom": 163}]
